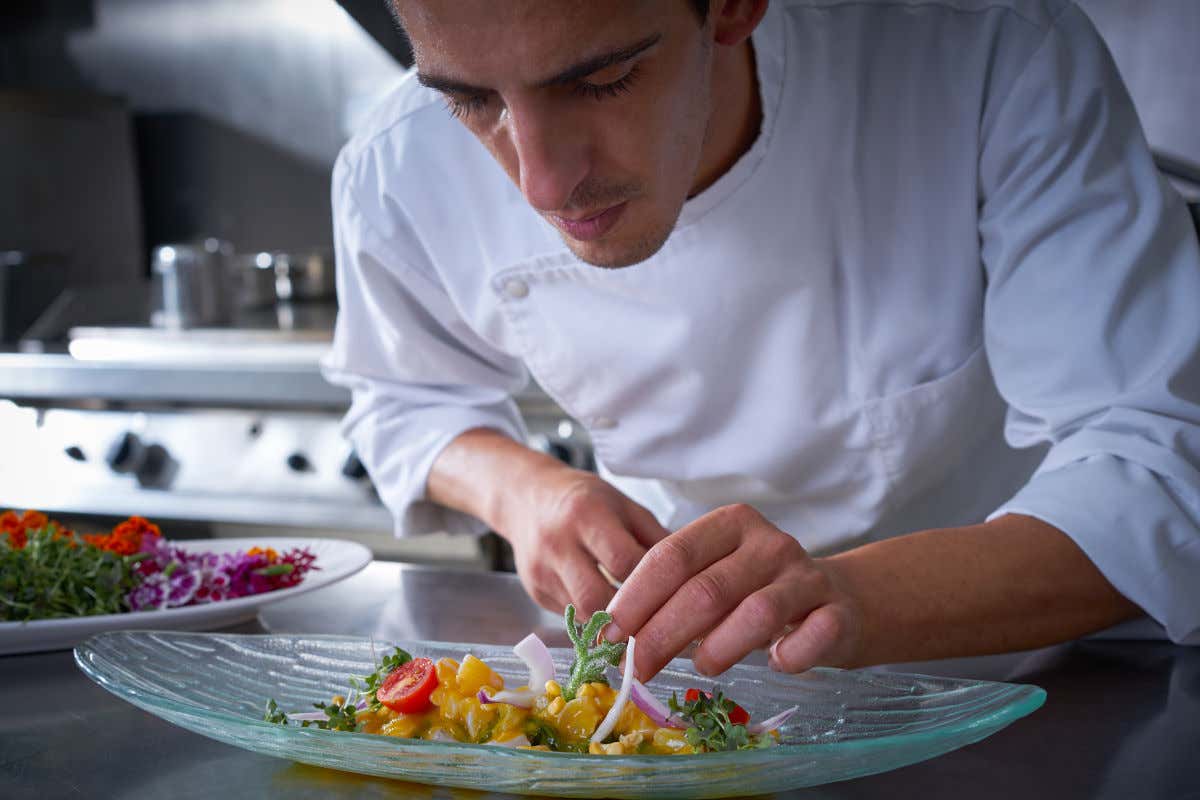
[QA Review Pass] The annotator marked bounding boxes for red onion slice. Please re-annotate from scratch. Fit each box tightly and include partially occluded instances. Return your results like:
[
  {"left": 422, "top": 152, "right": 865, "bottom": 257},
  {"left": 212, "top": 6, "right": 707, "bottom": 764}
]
[
  {"left": 512, "top": 632, "right": 556, "bottom": 692},
  {"left": 476, "top": 632, "right": 556, "bottom": 709},
  {"left": 477, "top": 687, "right": 537, "bottom": 708},
  {"left": 628, "top": 679, "right": 688, "bottom": 729},
  {"left": 589, "top": 635, "right": 636, "bottom": 744},
  {"left": 746, "top": 704, "right": 799, "bottom": 734}
]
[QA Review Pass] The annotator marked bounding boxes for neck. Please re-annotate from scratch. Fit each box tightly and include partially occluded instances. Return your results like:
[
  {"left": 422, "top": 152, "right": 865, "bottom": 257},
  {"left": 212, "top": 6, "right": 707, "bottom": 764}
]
[{"left": 689, "top": 36, "right": 761, "bottom": 197}]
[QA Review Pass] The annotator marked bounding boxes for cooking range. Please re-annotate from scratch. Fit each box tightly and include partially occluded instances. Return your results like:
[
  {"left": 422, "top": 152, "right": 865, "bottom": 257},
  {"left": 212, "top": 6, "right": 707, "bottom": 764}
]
[{"left": 0, "top": 270, "right": 590, "bottom": 563}]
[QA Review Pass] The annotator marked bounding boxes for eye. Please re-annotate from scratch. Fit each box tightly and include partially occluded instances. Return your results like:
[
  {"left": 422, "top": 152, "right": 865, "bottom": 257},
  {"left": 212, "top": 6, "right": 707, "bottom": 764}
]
[
  {"left": 443, "top": 92, "right": 491, "bottom": 121},
  {"left": 572, "top": 63, "right": 642, "bottom": 102}
]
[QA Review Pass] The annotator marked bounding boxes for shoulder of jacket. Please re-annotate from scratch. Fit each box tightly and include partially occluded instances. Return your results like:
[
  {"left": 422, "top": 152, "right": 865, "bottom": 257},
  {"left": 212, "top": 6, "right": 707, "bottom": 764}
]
[
  {"left": 333, "top": 70, "right": 489, "bottom": 194},
  {"left": 774, "top": 0, "right": 1072, "bottom": 29}
]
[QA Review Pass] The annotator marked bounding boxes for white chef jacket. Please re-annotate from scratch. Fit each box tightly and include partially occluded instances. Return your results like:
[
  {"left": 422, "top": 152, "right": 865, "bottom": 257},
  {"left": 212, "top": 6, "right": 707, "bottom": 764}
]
[{"left": 323, "top": 0, "right": 1200, "bottom": 644}]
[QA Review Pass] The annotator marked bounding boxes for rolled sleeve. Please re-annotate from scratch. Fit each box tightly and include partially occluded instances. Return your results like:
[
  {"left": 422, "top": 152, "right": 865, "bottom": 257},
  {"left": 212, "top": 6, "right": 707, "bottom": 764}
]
[
  {"left": 322, "top": 154, "right": 529, "bottom": 537},
  {"left": 979, "top": 6, "right": 1200, "bottom": 643}
]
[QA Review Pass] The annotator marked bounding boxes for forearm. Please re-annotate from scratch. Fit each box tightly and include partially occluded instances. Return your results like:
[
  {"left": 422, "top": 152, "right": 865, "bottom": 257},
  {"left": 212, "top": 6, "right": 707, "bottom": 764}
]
[
  {"left": 823, "top": 513, "right": 1143, "bottom": 666},
  {"left": 426, "top": 428, "right": 570, "bottom": 536}
]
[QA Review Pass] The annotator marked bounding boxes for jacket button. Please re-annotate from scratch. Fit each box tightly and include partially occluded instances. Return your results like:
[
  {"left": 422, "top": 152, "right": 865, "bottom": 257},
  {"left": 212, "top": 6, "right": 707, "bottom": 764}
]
[
  {"left": 590, "top": 416, "right": 617, "bottom": 430},
  {"left": 502, "top": 278, "right": 529, "bottom": 299}
]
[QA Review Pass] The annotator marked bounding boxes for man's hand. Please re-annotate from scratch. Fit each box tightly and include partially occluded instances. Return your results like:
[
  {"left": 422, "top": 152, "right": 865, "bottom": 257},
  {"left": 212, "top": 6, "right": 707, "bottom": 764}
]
[
  {"left": 496, "top": 468, "right": 670, "bottom": 616},
  {"left": 605, "top": 503, "right": 863, "bottom": 681},
  {"left": 606, "top": 506, "right": 1143, "bottom": 681},
  {"left": 427, "top": 428, "right": 669, "bottom": 617}
]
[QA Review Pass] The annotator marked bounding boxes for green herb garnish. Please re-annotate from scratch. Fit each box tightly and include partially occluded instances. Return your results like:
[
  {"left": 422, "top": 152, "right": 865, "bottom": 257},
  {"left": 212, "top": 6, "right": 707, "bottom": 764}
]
[
  {"left": 306, "top": 699, "right": 361, "bottom": 732},
  {"left": 349, "top": 645, "right": 413, "bottom": 712},
  {"left": 668, "top": 688, "right": 772, "bottom": 752},
  {"left": 0, "top": 524, "right": 140, "bottom": 621},
  {"left": 523, "top": 718, "right": 587, "bottom": 753},
  {"left": 562, "top": 604, "right": 626, "bottom": 702},
  {"left": 263, "top": 698, "right": 289, "bottom": 725}
]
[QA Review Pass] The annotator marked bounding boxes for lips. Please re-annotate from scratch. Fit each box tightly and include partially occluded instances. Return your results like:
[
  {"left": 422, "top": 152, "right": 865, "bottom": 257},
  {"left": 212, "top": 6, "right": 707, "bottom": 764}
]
[{"left": 547, "top": 202, "right": 627, "bottom": 242}]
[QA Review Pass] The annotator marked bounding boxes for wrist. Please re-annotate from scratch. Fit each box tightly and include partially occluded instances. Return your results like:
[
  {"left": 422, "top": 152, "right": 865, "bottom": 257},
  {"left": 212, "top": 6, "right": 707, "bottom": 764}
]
[{"left": 426, "top": 428, "right": 577, "bottom": 539}]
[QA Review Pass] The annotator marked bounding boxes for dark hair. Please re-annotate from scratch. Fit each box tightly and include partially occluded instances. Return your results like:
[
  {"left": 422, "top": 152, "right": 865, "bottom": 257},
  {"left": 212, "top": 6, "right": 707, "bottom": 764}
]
[{"left": 690, "top": 0, "right": 710, "bottom": 23}]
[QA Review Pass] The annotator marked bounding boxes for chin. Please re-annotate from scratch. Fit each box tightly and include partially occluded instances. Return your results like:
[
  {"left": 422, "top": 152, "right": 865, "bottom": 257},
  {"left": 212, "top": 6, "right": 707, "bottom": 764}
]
[{"left": 563, "top": 223, "right": 675, "bottom": 270}]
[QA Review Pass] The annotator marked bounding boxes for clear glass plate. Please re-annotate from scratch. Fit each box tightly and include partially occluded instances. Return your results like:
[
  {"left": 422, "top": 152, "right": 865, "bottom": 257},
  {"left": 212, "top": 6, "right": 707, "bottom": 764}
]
[{"left": 75, "top": 631, "right": 1045, "bottom": 798}]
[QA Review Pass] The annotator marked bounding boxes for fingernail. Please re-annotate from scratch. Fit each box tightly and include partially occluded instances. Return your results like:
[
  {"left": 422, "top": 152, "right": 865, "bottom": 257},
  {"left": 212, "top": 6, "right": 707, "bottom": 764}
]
[
  {"left": 603, "top": 621, "right": 625, "bottom": 643},
  {"left": 768, "top": 637, "right": 784, "bottom": 669}
]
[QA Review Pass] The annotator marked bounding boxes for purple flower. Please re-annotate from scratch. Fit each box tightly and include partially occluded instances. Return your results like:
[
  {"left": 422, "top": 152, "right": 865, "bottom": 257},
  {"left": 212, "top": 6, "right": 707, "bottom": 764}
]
[
  {"left": 128, "top": 574, "right": 167, "bottom": 611},
  {"left": 165, "top": 569, "right": 200, "bottom": 607}
]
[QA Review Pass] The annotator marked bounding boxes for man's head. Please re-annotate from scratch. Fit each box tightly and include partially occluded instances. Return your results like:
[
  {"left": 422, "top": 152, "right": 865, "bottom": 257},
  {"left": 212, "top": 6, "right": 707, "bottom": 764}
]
[{"left": 394, "top": 1, "right": 768, "bottom": 268}]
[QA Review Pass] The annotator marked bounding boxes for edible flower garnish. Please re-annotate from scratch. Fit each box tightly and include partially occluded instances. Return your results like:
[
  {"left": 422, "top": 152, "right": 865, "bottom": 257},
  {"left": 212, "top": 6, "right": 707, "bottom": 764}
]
[
  {"left": 1, "top": 509, "right": 318, "bottom": 621},
  {"left": 562, "top": 604, "right": 625, "bottom": 702}
]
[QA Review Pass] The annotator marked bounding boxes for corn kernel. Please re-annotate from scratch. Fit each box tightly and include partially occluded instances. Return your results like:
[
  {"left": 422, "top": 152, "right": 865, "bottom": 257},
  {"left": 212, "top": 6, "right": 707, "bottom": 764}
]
[
  {"left": 588, "top": 741, "right": 605, "bottom": 755},
  {"left": 577, "top": 683, "right": 594, "bottom": 699},
  {"left": 544, "top": 680, "right": 562, "bottom": 697},
  {"left": 602, "top": 742, "right": 625, "bottom": 756},
  {"left": 547, "top": 696, "right": 566, "bottom": 716}
]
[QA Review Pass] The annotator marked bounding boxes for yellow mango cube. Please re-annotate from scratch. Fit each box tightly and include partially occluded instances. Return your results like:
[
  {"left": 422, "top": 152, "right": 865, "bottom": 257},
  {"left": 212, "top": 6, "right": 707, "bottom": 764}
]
[{"left": 456, "top": 654, "right": 504, "bottom": 696}]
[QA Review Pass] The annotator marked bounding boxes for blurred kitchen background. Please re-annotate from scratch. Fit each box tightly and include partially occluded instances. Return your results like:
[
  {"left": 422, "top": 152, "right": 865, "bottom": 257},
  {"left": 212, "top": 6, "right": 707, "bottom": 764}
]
[{"left": 1, "top": 0, "right": 1197, "bottom": 569}]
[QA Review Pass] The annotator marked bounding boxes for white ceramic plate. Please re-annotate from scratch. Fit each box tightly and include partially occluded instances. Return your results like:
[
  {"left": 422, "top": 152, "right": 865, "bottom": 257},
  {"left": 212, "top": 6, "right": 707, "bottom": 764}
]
[{"left": 1, "top": 537, "right": 372, "bottom": 655}]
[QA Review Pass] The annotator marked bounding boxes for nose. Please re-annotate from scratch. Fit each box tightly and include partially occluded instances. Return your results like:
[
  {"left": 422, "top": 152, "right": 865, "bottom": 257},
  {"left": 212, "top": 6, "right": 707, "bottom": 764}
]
[{"left": 502, "top": 99, "right": 590, "bottom": 212}]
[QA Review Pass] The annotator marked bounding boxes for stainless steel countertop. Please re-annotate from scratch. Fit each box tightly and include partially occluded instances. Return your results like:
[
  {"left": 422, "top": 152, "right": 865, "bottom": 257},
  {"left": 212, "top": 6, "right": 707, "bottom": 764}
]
[
  {"left": 0, "top": 351, "right": 565, "bottom": 413},
  {"left": 2, "top": 562, "right": 1196, "bottom": 799},
  {"left": 0, "top": 351, "right": 350, "bottom": 407}
]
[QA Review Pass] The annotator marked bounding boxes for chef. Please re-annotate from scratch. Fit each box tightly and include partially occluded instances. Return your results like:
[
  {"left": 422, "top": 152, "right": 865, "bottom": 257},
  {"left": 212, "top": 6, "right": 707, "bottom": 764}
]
[{"left": 323, "top": 0, "right": 1200, "bottom": 680}]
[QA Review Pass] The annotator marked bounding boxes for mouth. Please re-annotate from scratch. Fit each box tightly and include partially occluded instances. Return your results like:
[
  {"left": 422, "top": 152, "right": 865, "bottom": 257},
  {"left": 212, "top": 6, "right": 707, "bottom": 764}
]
[{"left": 546, "top": 202, "right": 628, "bottom": 242}]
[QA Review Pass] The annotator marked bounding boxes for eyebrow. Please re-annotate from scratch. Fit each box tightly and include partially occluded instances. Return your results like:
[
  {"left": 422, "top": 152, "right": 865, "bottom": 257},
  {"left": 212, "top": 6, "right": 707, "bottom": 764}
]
[{"left": 416, "top": 32, "right": 662, "bottom": 96}]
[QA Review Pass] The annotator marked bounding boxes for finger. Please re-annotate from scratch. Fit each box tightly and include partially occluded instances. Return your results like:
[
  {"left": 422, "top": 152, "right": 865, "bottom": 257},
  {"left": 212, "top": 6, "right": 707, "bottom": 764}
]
[
  {"left": 558, "top": 545, "right": 618, "bottom": 618},
  {"left": 768, "top": 604, "right": 851, "bottom": 673},
  {"left": 517, "top": 560, "right": 571, "bottom": 613},
  {"left": 628, "top": 551, "right": 774, "bottom": 680},
  {"left": 624, "top": 501, "right": 672, "bottom": 547},
  {"left": 692, "top": 582, "right": 814, "bottom": 676},
  {"left": 606, "top": 505, "right": 756, "bottom": 643},
  {"left": 584, "top": 523, "right": 647, "bottom": 584}
]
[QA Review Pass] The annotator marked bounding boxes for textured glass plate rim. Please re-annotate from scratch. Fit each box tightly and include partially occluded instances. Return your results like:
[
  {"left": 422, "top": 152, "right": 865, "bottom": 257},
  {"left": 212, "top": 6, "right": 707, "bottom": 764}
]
[
  {"left": 75, "top": 630, "right": 1048, "bottom": 767},
  {"left": 0, "top": 538, "right": 372, "bottom": 654}
]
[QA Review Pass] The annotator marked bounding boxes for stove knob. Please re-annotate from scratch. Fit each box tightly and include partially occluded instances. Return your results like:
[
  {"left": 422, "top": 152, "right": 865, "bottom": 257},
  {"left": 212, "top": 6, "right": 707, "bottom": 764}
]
[
  {"left": 286, "top": 452, "right": 311, "bottom": 473},
  {"left": 341, "top": 452, "right": 368, "bottom": 481},
  {"left": 106, "top": 432, "right": 145, "bottom": 474},
  {"left": 136, "top": 444, "right": 173, "bottom": 487}
]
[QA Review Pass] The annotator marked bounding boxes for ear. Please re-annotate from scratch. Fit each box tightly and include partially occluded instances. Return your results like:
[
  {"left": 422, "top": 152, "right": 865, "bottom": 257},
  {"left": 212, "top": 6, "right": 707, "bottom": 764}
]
[{"left": 711, "top": 0, "right": 769, "bottom": 47}]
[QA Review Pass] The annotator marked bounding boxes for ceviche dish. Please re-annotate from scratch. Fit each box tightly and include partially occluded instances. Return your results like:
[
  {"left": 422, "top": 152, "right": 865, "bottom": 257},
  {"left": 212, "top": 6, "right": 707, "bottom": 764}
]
[{"left": 265, "top": 605, "right": 798, "bottom": 755}]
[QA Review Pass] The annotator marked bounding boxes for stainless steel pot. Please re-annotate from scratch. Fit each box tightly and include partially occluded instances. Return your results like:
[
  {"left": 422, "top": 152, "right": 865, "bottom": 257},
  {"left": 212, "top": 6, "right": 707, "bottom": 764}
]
[
  {"left": 272, "top": 249, "right": 335, "bottom": 302},
  {"left": 150, "top": 238, "right": 233, "bottom": 328},
  {"left": 231, "top": 251, "right": 279, "bottom": 310}
]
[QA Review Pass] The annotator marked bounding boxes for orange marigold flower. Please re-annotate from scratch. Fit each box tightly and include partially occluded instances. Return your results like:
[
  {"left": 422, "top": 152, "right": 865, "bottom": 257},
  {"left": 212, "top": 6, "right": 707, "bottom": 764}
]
[
  {"left": 246, "top": 546, "right": 279, "bottom": 562},
  {"left": 98, "top": 516, "right": 162, "bottom": 555},
  {"left": 20, "top": 510, "right": 49, "bottom": 531}
]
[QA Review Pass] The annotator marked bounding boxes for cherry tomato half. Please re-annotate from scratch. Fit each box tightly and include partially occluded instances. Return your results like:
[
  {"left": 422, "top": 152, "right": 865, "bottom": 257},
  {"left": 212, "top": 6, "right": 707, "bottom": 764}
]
[
  {"left": 377, "top": 657, "right": 438, "bottom": 714},
  {"left": 685, "top": 688, "right": 750, "bottom": 725}
]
